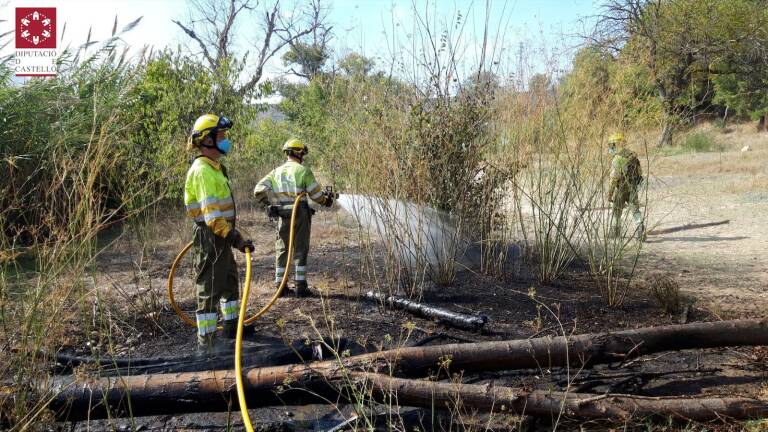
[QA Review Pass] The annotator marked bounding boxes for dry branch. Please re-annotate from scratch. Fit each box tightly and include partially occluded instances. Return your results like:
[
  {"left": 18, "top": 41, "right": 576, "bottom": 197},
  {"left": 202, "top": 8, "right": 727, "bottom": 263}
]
[
  {"left": 364, "top": 291, "right": 488, "bottom": 331},
  {"left": 47, "top": 319, "right": 768, "bottom": 420}
]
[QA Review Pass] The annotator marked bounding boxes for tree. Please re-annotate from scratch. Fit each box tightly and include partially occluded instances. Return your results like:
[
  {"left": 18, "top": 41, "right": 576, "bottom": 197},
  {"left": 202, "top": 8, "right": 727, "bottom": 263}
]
[
  {"left": 338, "top": 52, "right": 374, "bottom": 77},
  {"left": 281, "top": 17, "right": 332, "bottom": 79},
  {"left": 461, "top": 70, "right": 501, "bottom": 100},
  {"left": 172, "top": 0, "right": 330, "bottom": 99},
  {"left": 713, "top": 73, "right": 768, "bottom": 131},
  {"left": 592, "top": 0, "right": 767, "bottom": 145},
  {"left": 711, "top": 15, "right": 768, "bottom": 131}
]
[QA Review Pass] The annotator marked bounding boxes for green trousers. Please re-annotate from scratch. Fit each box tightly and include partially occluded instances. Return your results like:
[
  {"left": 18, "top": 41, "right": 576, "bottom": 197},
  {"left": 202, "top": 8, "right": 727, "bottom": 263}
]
[
  {"left": 611, "top": 187, "right": 643, "bottom": 234},
  {"left": 193, "top": 225, "right": 240, "bottom": 346},
  {"left": 275, "top": 205, "right": 312, "bottom": 287}
]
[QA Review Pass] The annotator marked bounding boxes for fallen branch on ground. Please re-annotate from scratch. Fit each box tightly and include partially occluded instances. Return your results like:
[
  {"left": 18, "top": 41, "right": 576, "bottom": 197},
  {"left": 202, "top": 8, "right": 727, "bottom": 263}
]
[
  {"left": 364, "top": 290, "right": 488, "bottom": 331},
  {"left": 46, "top": 319, "right": 768, "bottom": 420},
  {"left": 356, "top": 372, "right": 768, "bottom": 421}
]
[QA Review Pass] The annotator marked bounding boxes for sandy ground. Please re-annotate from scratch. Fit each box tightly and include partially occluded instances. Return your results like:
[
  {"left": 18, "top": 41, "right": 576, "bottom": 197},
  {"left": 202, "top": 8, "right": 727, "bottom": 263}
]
[{"left": 642, "top": 124, "right": 768, "bottom": 319}]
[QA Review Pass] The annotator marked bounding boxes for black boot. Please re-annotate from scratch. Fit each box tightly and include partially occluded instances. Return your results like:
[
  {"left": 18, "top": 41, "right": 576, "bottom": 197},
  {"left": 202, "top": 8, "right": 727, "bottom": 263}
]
[
  {"left": 295, "top": 281, "right": 312, "bottom": 298},
  {"left": 222, "top": 320, "right": 237, "bottom": 339},
  {"left": 221, "top": 320, "right": 256, "bottom": 339},
  {"left": 275, "top": 283, "right": 290, "bottom": 297}
]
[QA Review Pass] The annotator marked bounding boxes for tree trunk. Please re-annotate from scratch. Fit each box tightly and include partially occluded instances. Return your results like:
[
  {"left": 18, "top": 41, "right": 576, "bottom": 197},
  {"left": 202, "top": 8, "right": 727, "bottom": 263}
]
[
  {"left": 47, "top": 319, "right": 768, "bottom": 420},
  {"left": 357, "top": 373, "right": 768, "bottom": 422},
  {"left": 659, "top": 117, "right": 675, "bottom": 147},
  {"left": 757, "top": 114, "right": 766, "bottom": 132}
]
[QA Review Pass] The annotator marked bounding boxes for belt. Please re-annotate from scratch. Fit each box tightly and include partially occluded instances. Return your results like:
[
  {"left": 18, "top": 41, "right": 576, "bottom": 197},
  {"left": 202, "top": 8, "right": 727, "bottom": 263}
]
[{"left": 278, "top": 201, "right": 310, "bottom": 211}]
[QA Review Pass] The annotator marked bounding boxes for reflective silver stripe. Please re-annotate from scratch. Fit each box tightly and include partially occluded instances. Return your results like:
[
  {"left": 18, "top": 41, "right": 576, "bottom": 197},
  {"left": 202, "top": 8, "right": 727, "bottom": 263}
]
[
  {"left": 193, "top": 215, "right": 205, "bottom": 222},
  {"left": 221, "top": 299, "right": 239, "bottom": 309},
  {"left": 188, "top": 196, "right": 233, "bottom": 211},
  {"left": 294, "top": 274, "right": 306, "bottom": 281},
  {"left": 306, "top": 182, "right": 319, "bottom": 192},
  {"left": 197, "top": 196, "right": 233, "bottom": 207},
  {"left": 274, "top": 188, "right": 302, "bottom": 194},
  {"left": 310, "top": 190, "right": 324, "bottom": 200},
  {"left": 275, "top": 277, "right": 282, "bottom": 283},
  {"left": 295, "top": 266, "right": 306, "bottom": 273},
  {"left": 275, "top": 267, "right": 286, "bottom": 274},
  {"left": 221, "top": 300, "right": 240, "bottom": 321},
  {"left": 199, "top": 324, "right": 216, "bottom": 336},
  {"left": 196, "top": 312, "right": 218, "bottom": 336},
  {"left": 202, "top": 209, "right": 236, "bottom": 222}
]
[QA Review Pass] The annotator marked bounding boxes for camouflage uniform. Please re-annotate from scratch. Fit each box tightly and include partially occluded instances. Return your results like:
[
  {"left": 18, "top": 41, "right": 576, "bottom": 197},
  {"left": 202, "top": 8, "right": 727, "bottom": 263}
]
[{"left": 608, "top": 148, "right": 645, "bottom": 240}]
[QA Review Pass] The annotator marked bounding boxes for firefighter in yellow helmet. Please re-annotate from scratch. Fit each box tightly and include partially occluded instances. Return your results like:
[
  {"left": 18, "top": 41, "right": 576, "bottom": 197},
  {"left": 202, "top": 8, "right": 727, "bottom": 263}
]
[
  {"left": 606, "top": 132, "right": 646, "bottom": 241},
  {"left": 184, "top": 114, "right": 254, "bottom": 353},
  {"left": 253, "top": 138, "right": 333, "bottom": 297}
]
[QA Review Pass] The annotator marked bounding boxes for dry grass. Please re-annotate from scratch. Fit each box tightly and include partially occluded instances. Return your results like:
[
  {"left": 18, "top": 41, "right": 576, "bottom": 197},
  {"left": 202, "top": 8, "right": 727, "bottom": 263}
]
[
  {"left": 645, "top": 273, "right": 683, "bottom": 314},
  {"left": 653, "top": 123, "right": 768, "bottom": 176}
]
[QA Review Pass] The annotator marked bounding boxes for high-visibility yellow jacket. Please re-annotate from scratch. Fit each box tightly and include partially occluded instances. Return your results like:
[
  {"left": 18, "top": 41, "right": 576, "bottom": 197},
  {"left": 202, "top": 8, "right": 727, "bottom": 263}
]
[
  {"left": 254, "top": 160, "right": 328, "bottom": 206},
  {"left": 184, "top": 156, "right": 236, "bottom": 238}
]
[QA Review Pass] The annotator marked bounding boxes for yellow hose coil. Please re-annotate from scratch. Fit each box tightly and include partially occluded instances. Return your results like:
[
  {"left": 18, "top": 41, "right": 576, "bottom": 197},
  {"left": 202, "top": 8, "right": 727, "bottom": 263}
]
[
  {"left": 167, "top": 193, "right": 306, "bottom": 327},
  {"left": 168, "top": 193, "right": 308, "bottom": 431},
  {"left": 235, "top": 247, "right": 254, "bottom": 431}
]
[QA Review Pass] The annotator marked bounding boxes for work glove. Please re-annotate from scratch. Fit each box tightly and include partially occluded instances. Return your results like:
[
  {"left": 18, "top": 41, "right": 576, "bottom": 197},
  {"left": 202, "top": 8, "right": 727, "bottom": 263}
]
[
  {"left": 227, "top": 229, "right": 254, "bottom": 253},
  {"left": 323, "top": 194, "right": 334, "bottom": 208},
  {"left": 266, "top": 205, "right": 280, "bottom": 219}
]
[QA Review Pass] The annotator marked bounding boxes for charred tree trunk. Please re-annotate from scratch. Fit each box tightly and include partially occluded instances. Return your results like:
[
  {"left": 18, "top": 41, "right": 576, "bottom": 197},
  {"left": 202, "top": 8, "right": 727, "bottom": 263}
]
[
  {"left": 365, "top": 291, "right": 488, "bottom": 331},
  {"left": 47, "top": 319, "right": 768, "bottom": 420},
  {"left": 757, "top": 114, "right": 766, "bottom": 132},
  {"left": 357, "top": 373, "right": 768, "bottom": 422}
]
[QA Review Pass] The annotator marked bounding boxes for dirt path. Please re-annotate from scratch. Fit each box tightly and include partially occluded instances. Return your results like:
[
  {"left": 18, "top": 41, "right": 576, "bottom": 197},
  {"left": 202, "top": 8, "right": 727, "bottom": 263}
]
[{"left": 642, "top": 127, "right": 768, "bottom": 319}]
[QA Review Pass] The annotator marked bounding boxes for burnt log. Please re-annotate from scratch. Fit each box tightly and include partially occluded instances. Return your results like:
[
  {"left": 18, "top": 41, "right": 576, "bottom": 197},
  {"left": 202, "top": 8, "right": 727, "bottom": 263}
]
[
  {"left": 364, "top": 290, "right": 488, "bottom": 331},
  {"left": 48, "top": 319, "right": 768, "bottom": 420},
  {"left": 357, "top": 373, "right": 768, "bottom": 422}
]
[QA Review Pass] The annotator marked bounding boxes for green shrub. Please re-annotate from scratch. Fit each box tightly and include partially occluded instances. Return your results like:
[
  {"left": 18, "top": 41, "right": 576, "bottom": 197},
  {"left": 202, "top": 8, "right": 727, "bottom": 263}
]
[{"left": 680, "top": 132, "right": 720, "bottom": 153}]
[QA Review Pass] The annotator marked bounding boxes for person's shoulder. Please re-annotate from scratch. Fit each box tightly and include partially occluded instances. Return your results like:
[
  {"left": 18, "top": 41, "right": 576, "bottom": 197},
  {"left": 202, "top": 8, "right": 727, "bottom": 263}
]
[
  {"left": 619, "top": 148, "right": 636, "bottom": 158},
  {"left": 186, "top": 158, "right": 204, "bottom": 175}
]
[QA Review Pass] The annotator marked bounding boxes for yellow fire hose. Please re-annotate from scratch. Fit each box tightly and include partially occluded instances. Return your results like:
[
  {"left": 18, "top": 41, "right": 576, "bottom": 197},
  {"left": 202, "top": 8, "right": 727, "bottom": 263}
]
[{"left": 167, "top": 192, "right": 307, "bottom": 431}]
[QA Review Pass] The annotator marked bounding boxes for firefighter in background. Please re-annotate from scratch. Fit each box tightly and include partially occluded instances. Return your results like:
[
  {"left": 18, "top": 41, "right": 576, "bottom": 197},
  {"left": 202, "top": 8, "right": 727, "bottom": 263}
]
[
  {"left": 254, "top": 138, "right": 333, "bottom": 297},
  {"left": 184, "top": 114, "right": 254, "bottom": 352},
  {"left": 606, "top": 132, "right": 646, "bottom": 242}
]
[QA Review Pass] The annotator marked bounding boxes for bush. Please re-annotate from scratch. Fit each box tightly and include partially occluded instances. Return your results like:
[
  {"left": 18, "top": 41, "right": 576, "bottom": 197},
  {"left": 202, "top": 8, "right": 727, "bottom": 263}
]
[
  {"left": 646, "top": 274, "right": 683, "bottom": 314},
  {"left": 680, "top": 132, "right": 720, "bottom": 153}
]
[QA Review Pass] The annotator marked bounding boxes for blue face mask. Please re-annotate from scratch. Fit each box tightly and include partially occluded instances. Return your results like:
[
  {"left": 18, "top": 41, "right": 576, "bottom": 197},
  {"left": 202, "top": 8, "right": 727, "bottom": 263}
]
[{"left": 216, "top": 138, "right": 232, "bottom": 155}]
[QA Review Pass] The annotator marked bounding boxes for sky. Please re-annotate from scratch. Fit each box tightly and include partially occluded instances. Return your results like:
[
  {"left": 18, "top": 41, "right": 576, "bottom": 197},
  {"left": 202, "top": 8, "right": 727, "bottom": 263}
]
[{"left": 0, "top": 0, "right": 600, "bottom": 89}]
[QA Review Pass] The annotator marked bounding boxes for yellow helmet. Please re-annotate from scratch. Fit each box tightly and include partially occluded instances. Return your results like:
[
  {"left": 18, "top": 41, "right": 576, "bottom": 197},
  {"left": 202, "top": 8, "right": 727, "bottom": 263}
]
[
  {"left": 608, "top": 132, "right": 624, "bottom": 145},
  {"left": 282, "top": 138, "right": 309, "bottom": 155},
  {"left": 189, "top": 114, "right": 233, "bottom": 148}
]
